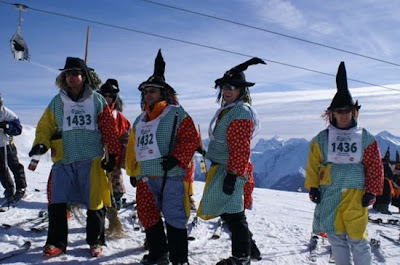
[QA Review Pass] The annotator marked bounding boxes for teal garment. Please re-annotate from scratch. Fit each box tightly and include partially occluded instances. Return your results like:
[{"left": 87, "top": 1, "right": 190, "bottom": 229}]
[
  {"left": 48, "top": 89, "right": 105, "bottom": 164},
  {"left": 201, "top": 165, "right": 247, "bottom": 215},
  {"left": 201, "top": 103, "right": 253, "bottom": 216},
  {"left": 132, "top": 105, "right": 188, "bottom": 178},
  {"left": 206, "top": 103, "right": 252, "bottom": 165},
  {"left": 311, "top": 128, "right": 376, "bottom": 234}
]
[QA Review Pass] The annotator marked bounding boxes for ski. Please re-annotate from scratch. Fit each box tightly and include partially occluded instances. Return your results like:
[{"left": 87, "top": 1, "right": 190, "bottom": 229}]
[
  {"left": 308, "top": 235, "right": 319, "bottom": 262},
  {"left": 31, "top": 221, "right": 48, "bottom": 232},
  {"left": 2, "top": 210, "right": 47, "bottom": 229},
  {"left": 328, "top": 246, "right": 335, "bottom": 263},
  {"left": 0, "top": 241, "right": 31, "bottom": 261},
  {"left": 211, "top": 217, "right": 224, "bottom": 239},
  {"left": 379, "top": 232, "right": 400, "bottom": 246},
  {"left": 368, "top": 217, "right": 400, "bottom": 227},
  {"left": 0, "top": 194, "right": 32, "bottom": 212},
  {"left": 187, "top": 216, "right": 198, "bottom": 241},
  {"left": 369, "top": 230, "right": 386, "bottom": 263}
]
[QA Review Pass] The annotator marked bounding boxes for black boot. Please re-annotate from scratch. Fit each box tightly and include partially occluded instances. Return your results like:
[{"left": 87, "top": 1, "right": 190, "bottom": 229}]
[
  {"left": 141, "top": 219, "right": 169, "bottom": 265},
  {"left": 222, "top": 212, "right": 251, "bottom": 260},
  {"left": 166, "top": 222, "right": 189, "bottom": 264}
]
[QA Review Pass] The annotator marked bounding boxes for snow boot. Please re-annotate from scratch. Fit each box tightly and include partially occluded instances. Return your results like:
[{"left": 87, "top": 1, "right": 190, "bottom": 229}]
[
  {"left": 90, "top": 244, "right": 103, "bottom": 257},
  {"left": 166, "top": 222, "right": 189, "bottom": 264},
  {"left": 42, "top": 244, "right": 66, "bottom": 258},
  {"left": 216, "top": 256, "right": 250, "bottom": 265},
  {"left": 140, "top": 253, "right": 169, "bottom": 265},
  {"left": 250, "top": 239, "right": 261, "bottom": 261},
  {"left": 142, "top": 218, "right": 168, "bottom": 264}
]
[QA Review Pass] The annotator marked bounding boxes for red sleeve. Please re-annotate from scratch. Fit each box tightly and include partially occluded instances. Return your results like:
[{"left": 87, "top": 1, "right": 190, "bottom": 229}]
[
  {"left": 98, "top": 105, "right": 122, "bottom": 155},
  {"left": 116, "top": 112, "right": 131, "bottom": 137},
  {"left": 172, "top": 116, "right": 200, "bottom": 169},
  {"left": 363, "top": 140, "right": 384, "bottom": 195},
  {"left": 227, "top": 119, "right": 253, "bottom": 177}
]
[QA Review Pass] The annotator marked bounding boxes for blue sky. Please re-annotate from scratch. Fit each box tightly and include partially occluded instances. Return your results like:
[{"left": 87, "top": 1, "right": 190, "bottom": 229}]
[{"left": 1, "top": 0, "right": 400, "bottom": 141}]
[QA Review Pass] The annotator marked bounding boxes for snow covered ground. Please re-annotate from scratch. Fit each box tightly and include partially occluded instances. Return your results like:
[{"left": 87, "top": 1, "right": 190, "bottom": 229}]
[{"left": 1, "top": 127, "right": 400, "bottom": 264}]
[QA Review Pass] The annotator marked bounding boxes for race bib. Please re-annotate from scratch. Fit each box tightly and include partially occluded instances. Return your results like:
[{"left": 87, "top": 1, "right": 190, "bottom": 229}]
[
  {"left": 327, "top": 125, "right": 362, "bottom": 164},
  {"left": 61, "top": 93, "right": 95, "bottom": 131},
  {"left": 135, "top": 105, "right": 175, "bottom": 161}
]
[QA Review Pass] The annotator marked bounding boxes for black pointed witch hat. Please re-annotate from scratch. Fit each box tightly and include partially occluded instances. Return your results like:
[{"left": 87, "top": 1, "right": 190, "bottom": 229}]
[
  {"left": 214, "top": 57, "right": 266, "bottom": 88},
  {"left": 328, "top": 61, "right": 360, "bottom": 110},
  {"left": 138, "top": 49, "right": 176, "bottom": 94}
]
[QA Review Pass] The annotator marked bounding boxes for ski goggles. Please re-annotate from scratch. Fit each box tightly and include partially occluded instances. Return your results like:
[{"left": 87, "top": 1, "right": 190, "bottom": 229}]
[{"left": 218, "top": 84, "right": 241, "bottom": 91}]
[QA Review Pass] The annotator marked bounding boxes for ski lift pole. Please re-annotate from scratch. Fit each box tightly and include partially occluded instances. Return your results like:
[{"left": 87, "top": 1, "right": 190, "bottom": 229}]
[
  {"left": 84, "top": 26, "right": 90, "bottom": 64},
  {"left": 198, "top": 124, "right": 207, "bottom": 174}
]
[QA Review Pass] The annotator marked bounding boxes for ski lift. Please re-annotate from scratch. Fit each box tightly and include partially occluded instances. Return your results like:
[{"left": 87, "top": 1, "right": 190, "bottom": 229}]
[{"left": 10, "top": 4, "right": 30, "bottom": 61}]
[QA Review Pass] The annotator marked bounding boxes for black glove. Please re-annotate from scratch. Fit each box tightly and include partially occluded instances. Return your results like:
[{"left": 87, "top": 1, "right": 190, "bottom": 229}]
[
  {"left": 29, "top": 144, "right": 48, "bottom": 157},
  {"left": 196, "top": 146, "right": 206, "bottom": 157},
  {"left": 309, "top": 188, "right": 321, "bottom": 204},
  {"left": 362, "top": 193, "right": 376, "bottom": 207},
  {"left": 0, "top": 121, "right": 8, "bottom": 130},
  {"left": 101, "top": 154, "right": 116, "bottom": 173},
  {"left": 161, "top": 155, "right": 179, "bottom": 171},
  {"left": 130, "top": 177, "right": 137, "bottom": 188},
  {"left": 223, "top": 171, "right": 237, "bottom": 195}
]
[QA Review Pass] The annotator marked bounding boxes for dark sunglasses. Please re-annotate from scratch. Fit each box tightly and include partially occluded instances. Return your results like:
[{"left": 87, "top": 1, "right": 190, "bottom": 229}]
[
  {"left": 102, "top": 93, "right": 115, "bottom": 98},
  {"left": 334, "top": 109, "right": 352, "bottom": 114},
  {"left": 219, "top": 84, "right": 239, "bottom": 91},
  {"left": 143, "top": 88, "right": 158, "bottom": 95},
  {"left": 64, "top": 70, "right": 82, "bottom": 77}
]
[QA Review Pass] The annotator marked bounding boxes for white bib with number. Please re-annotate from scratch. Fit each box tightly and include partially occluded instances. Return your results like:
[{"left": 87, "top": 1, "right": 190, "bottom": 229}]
[
  {"left": 61, "top": 93, "right": 95, "bottom": 131},
  {"left": 327, "top": 125, "right": 362, "bottom": 164},
  {"left": 135, "top": 105, "right": 175, "bottom": 161}
]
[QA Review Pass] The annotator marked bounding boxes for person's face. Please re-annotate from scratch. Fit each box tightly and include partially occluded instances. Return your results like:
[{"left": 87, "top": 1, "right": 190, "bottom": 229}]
[
  {"left": 222, "top": 84, "right": 241, "bottom": 105},
  {"left": 65, "top": 70, "right": 85, "bottom": 90},
  {"left": 143, "top": 87, "right": 163, "bottom": 107},
  {"left": 102, "top": 93, "right": 115, "bottom": 106},
  {"left": 333, "top": 108, "right": 353, "bottom": 129}
]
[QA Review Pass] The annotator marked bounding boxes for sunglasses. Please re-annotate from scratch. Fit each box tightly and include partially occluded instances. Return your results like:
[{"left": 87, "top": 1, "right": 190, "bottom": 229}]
[
  {"left": 334, "top": 109, "right": 352, "bottom": 114},
  {"left": 143, "top": 88, "right": 158, "bottom": 95},
  {"left": 219, "top": 84, "right": 239, "bottom": 91},
  {"left": 64, "top": 70, "right": 83, "bottom": 77},
  {"left": 102, "top": 93, "right": 114, "bottom": 98}
]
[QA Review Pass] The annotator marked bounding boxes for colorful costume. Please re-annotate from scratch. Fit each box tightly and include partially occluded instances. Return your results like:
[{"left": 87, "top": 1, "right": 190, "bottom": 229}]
[
  {"left": 304, "top": 62, "right": 383, "bottom": 265},
  {"left": 30, "top": 57, "right": 121, "bottom": 254}
]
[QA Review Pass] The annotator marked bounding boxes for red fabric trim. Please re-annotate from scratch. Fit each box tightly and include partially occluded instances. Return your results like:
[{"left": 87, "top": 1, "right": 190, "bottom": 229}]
[
  {"left": 227, "top": 119, "right": 253, "bottom": 176},
  {"left": 363, "top": 141, "right": 384, "bottom": 195},
  {"left": 136, "top": 180, "right": 161, "bottom": 229},
  {"left": 98, "top": 105, "right": 122, "bottom": 155}
]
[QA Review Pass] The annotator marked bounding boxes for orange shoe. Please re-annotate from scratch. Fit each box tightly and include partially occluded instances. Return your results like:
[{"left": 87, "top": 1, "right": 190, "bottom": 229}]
[
  {"left": 90, "top": 244, "right": 103, "bottom": 257},
  {"left": 42, "top": 244, "right": 66, "bottom": 257}
]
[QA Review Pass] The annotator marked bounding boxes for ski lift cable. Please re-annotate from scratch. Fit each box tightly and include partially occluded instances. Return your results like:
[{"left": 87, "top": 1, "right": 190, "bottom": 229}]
[
  {"left": 1, "top": 1, "right": 400, "bottom": 92},
  {"left": 137, "top": 0, "right": 400, "bottom": 68}
]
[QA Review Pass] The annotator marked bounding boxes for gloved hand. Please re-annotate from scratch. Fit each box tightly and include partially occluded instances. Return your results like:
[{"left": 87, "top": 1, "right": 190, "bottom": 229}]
[
  {"left": 29, "top": 144, "right": 48, "bottom": 157},
  {"left": 362, "top": 193, "right": 376, "bottom": 207},
  {"left": 223, "top": 171, "right": 237, "bottom": 195},
  {"left": 309, "top": 188, "right": 321, "bottom": 204},
  {"left": 0, "top": 121, "right": 8, "bottom": 130},
  {"left": 161, "top": 155, "right": 179, "bottom": 171},
  {"left": 101, "top": 154, "right": 116, "bottom": 173},
  {"left": 196, "top": 146, "right": 206, "bottom": 157},
  {"left": 130, "top": 177, "right": 137, "bottom": 188}
]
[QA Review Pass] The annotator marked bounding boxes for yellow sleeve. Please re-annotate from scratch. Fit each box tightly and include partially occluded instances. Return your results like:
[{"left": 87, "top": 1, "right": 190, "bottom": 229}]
[
  {"left": 33, "top": 108, "right": 58, "bottom": 149},
  {"left": 304, "top": 140, "right": 323, "bottom": 189},
  {"left": 125, "top": 127, "right": 141, "bottom": 177}
]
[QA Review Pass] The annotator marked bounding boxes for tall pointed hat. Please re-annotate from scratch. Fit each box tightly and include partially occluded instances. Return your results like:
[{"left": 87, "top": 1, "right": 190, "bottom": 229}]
[
  {"left": 214, "top": 57, "right": 266, "bottom": 88},
  {"left": 328, "top": 61, "right": 360, "bottom": 110},
  {"left": 138, "top": 49, "right": 176, "bottom": 95}
]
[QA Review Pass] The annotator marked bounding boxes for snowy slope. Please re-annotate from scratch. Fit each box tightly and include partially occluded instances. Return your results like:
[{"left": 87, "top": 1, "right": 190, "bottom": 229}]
[{"left": 0, "top": 126, "right": 399, "bottom": 264}]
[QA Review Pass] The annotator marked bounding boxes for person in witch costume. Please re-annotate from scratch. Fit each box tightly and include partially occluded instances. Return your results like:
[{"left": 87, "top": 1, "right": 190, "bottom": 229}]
[
  {"left": 98, "top": 78, "right": 131, "bottom": 210},
  {"left": 373, "top": 147, "right": 394, "bottom": 214},
  {"left": 197, "top": 57, "right": 265, "bottom": 265},
  {"left": 125, "top": 49, "right": 199, "bottom": 265},
  {"left": 29, "top": 57, "right": 121, "bottom": 258},
  {"left": 305, "top": 61, "right": 384, "bottom": 265}
]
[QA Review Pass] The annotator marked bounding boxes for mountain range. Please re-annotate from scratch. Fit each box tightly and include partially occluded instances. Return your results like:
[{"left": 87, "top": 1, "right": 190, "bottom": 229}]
[{"left": 194, "top": 131, "right": 400, "bottom": 192}]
